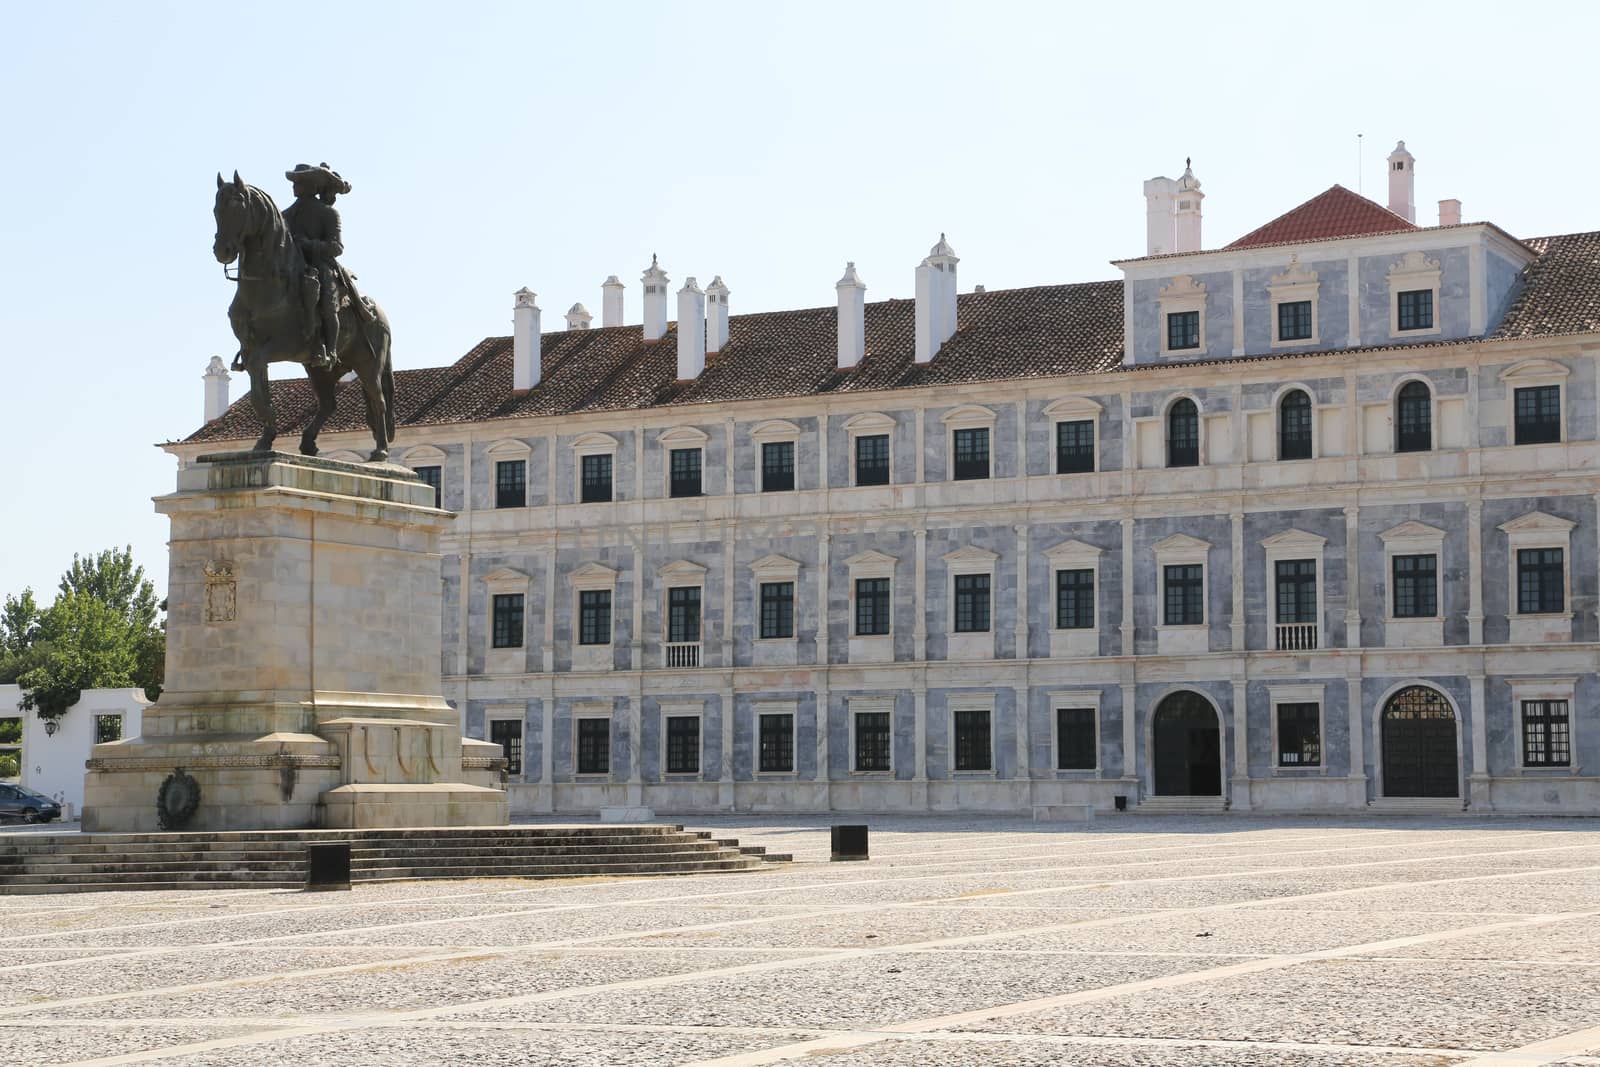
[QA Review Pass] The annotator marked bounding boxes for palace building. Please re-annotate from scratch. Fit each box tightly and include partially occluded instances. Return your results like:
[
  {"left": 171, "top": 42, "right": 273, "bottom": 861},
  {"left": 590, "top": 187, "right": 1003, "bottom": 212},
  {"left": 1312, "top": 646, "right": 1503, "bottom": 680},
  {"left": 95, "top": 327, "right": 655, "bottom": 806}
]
[{"left": 175, "top": 143, "right": 1600, "bottom": 816}]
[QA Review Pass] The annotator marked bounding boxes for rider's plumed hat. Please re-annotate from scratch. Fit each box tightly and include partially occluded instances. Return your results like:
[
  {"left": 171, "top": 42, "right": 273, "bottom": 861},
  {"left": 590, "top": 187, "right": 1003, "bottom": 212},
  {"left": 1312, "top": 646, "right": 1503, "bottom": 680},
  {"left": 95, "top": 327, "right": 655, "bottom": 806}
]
[{"left": 285, "top": 162, "right": 352, "bottom": 196}]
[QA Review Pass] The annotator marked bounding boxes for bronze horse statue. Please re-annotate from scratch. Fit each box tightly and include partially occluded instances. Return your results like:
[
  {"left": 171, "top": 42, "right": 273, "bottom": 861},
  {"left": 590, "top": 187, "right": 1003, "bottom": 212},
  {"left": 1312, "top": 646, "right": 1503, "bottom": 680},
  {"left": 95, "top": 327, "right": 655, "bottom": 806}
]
[{"left": 211, "top": 172, "right": 395, "bottom": 461}]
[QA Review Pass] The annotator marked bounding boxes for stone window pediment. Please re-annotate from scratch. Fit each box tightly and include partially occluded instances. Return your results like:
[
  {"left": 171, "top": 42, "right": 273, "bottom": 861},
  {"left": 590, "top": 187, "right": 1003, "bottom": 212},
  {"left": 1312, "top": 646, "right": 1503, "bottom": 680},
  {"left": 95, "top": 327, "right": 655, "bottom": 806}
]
[
  {"left": 402, "top": 444, "right": 447, "bottom": 465},
  {"left": 1259, "top": 529, "right": 1328, "bottom": 552},
  {"left": 843, "top": 411, "right": 895, "bottom": 433},
  {"left": 844, "top": 549, "right": 897, "bottom": 581},
  {"left": 942, "top": 545, "right": 999, "bottom": 573},
  {"left": 570, "top": 561, "right": 619, "bottom": 590},
  {"left": 1498, "top": 511, "right": 1576, "bottom": 537},
  {"left": 750, "top": 420, "right": 801, "bottom": 441},
  {"left": 1379, "top": 520, "right": 1446, "bottom": 550},
  {"left": 1499, "top": 359, "right": 1571, "bottom": 384},
  {"left": 1153, "top": 533, "right": 1210, "bottom": 563},
  {"left": 657, "top": 559, "right": 709, "bottom": 581},
  {"left": 486, "top": 438, "right": 532, "bottom": 458},
  {"left": 572, "top": 432, "right": 619, "bottom": 455},
  {"left": 1043, "top": 397, "right": 1104, "bottom": 420},
  {"left": 1043, "top": 538, "right": 1102, "bottom": 566},
  {"left": 751, "top": 553, "right": 802, "bottom": 579},
  {"left": 659, "top": 425, "right": 710, "bottom": 447},
  {"left": 940, "top": 404, "right": 997, "bottom": 428},
  {"left": 484, "top": 566, "right": 531, "bottom": 587}
]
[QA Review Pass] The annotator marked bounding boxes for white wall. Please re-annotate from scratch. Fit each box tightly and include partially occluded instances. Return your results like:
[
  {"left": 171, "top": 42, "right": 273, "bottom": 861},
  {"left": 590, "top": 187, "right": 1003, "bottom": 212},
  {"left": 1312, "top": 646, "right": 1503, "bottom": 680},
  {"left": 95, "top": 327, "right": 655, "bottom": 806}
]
[{"left": 1, "top": 684, "right": 148, "bottom": 819}]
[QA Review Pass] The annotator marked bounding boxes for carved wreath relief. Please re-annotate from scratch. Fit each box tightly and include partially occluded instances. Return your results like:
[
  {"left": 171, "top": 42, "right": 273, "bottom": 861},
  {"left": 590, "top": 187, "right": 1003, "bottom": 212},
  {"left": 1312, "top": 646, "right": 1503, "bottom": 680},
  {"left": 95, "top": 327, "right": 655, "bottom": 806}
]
[{"left": 204, "top": 560, "right": 236, "bottom": 623}]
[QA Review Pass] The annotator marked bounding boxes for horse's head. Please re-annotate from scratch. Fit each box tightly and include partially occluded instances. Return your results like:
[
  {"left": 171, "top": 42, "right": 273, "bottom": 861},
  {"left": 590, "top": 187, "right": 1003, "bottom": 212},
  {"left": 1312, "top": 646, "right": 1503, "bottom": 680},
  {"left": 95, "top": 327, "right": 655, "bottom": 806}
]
[{"left": 213, "top": 171, "right": 252, "bottom": 265}]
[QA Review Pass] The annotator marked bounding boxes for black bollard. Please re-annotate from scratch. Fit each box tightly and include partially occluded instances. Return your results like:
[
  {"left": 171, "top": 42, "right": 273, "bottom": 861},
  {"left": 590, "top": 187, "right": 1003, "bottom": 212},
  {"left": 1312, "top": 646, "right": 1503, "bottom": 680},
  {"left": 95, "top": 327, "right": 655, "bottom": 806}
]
[
  {"left": 306, "top": 842, "right": 352, "bottom": 891},
  {"left": 831, "top": 824, "right": 869, "bottom": 861}
]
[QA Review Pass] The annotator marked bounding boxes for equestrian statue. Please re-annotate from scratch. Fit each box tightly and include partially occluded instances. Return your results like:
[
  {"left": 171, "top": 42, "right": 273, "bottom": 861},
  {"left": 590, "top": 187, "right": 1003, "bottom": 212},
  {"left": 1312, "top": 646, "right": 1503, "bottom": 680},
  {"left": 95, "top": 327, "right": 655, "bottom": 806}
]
[{"left": 212, "top": 164, "right": 395, "bottom": 461}]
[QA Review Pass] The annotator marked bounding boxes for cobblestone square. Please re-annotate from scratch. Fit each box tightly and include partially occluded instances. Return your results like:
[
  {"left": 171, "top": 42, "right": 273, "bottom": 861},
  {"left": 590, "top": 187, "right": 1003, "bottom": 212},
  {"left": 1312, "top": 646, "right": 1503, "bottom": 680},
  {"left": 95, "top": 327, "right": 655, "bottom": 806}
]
[{"left": 3, "top": 817, "right": 1600, "bottom": 1066}]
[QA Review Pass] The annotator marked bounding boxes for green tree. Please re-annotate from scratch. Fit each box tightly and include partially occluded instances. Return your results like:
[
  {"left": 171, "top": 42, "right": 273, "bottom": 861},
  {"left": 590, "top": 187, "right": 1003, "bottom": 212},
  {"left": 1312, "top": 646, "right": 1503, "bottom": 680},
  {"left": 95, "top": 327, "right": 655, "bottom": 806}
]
[
  {"left": 59, "top": 548, "right": 160, "bottom": 632},
  {"left": 17, "top": 592, "right": 140, "bottom": 721},
  {"left": 0, "top": 589, "right": 47, "bottom": 685}
]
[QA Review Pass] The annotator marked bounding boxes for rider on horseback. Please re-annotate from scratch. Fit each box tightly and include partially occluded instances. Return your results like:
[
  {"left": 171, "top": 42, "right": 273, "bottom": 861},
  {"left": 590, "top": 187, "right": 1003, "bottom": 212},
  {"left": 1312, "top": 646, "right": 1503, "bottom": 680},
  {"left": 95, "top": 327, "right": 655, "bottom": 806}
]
[{"left": 283, "top": 162, "right": 350, "bottom": 371}]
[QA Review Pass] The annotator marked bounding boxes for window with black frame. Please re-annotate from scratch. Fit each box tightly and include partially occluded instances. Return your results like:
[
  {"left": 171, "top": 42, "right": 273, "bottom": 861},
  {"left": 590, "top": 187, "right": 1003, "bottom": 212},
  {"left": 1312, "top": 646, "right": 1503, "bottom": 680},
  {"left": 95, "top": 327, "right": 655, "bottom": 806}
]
[
  {"left": 1522, "top": 700, "right": 1571, "bottom": 767},
  {"left": 93, "top": 714, "right": 123, "bottom": 745},
  {"left": 495, "top": 459, "right": 526, "bottom": 508},
  {"left": 855, "top": 577, "right": 891, "bottom": 636},
  {"left": 855, "top": 434, "right": 890, "bottom": 486},
  {"left": 1055, "top": 420, "right": 1094, "bottom": 474},
  {"left": 415, "top": 465, "right": 443, "bottom": 509},
  {"left": 1278, "top": 390, "right": 1313, "bottom": 460},
  {"left": 1274, "top": 559, "right": 1317, "bottom": 624},
  {"left": 1276, "top": 703, "right": 1321, "bottom": 766},
  {"left": 1514, "top": 385, "right": 1561, "bottom": 445},
  {"left": 1163, "top": 564, "right": 1204, "bottom": 625},
  {"left": 1167, "top": 310, "right": 1200, "bottom": 350},
  {"left": 1055, "top": 569, "right": 1093, "bottom": 629},
  {"left": 669, "top": 448, "right": 702, "bottom": 497},
  {"left": 854, "top": 711, "right": 892, "bottom": 771},
  {"left": 1517, "top": 548, "right": 1564, "bottom": 614},
  {"left": 667, "top": 587, "right": 701, "bottom": 643},
  {"left": 491, "top": 593, "right": 524, "bottom": 648},
  {"left": 761, "top": 441, "right": 795, "bottom": 492},
  {"left": 759, "top": 713, "right": 794, "bottom": 772},
  {"left": 952, "top": 427, "right": 990, "bottom": 480},
  {"left": 578, "top": 590, "right": 611, "bottom": 645},
  {"left": 665, "top": 715, "right": 699, "bottom": 774},
  {"left": 1167, "top": 398, "right": 1199, "bottom": 467},
  {"left": 580, "top": 453, "right": 613, "bottom": 503},
  {"left": 953, "top": 709, "right": 992, "bottom": 771},
  {"left": 1392, "top": 554, "right": 1437, "bottom": 618},
  {"left": 1278, "top": 300, "right": 1313, "bottom": 342},
  {"left": 1056, "top": 707, "right": 1096, "bottom": 770},
  {"left": 489, "top": 719, "right": 523, "bottom": 776},
  {"left": 1396, "top": 381, "right": 1432, "bottom": 452},
  {"left": 953, "top": 573, "right": 991, "bottom": 633},
  {"left": 759, "top": 581, "right": 795, "bottom": 639},
  {"left": 1397, "top": 289, "right": 1433, "bottom": 331},
  {"left": 576, "top": 718, "right": 610, "bottom": 775}
]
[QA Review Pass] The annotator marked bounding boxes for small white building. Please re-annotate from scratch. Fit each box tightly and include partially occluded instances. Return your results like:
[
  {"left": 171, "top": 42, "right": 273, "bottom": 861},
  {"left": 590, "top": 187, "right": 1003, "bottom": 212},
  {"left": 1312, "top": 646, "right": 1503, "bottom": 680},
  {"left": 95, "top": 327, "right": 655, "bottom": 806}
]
[{"left": 0, "top": 684, "right": 148, "bottom": 820}]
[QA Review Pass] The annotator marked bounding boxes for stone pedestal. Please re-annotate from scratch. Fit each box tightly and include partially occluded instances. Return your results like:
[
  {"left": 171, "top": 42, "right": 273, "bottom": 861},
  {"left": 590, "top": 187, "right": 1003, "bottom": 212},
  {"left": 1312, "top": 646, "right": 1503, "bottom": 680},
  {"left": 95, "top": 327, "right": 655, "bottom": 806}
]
[{"left": 82, "top": 452, "right": 508, "bottom": 832}]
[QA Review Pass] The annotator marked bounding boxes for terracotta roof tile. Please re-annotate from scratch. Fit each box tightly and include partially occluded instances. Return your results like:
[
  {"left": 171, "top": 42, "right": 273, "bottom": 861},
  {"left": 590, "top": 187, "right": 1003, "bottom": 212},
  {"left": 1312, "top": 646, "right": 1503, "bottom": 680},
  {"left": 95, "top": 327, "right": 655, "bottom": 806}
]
[
  {"left": 1226, "top": 185, "right": 1416, "bottom": 249},
  {"left": 1491, "top": 231, "right": 1600, "bottom": 339}
]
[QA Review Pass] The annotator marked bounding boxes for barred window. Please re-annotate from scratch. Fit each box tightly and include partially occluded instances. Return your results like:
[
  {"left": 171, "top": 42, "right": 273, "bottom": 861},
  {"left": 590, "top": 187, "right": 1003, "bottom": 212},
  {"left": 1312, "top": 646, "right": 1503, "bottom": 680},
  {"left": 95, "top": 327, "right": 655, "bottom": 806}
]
[
  {"left": 1167, "top": 398, "right": 1199, "bottom": 467},
  {"left": 1397, "top": 289, "right": 1433, "bottom": 331},
  {"left": 93, "top": 714, "right": 123, "bottom": 745},
  {"left": 1056, "top": 707, "right": 1096, "bottom": 770},
  {"left": 1276, "top": 703, "right": 1321, "bottom": 766},
  {"left": 1055, "top": 420, "right": 1094, "bottom": 474},
  {"left": 761, "top": 441, "right": 795, "bottom": 492},
  {"left": 1278, "top": 300, "right": 1313, "bottom": 341},
  {"left": 1167, "top": 310, "right": 1200, "bottom": 350},
  {"left": 953, "top": 708, "right": 992, "bottom": 771},
  {"left": 1396, "top": 381, "right": 1432, "bottom": 452},
  {"left": 1055, "top": 569, "right": 1093, "bottom": 630},
  {"left": 1392, "top": 554, "right": 1437, "bottom": 618},
  {"left": 953, "top": 573, "right": 991, "bottom": 633},
  {"left": 1522, "top": 700, "right": 1571, "bottom": 767},
  {"left": 854, "top": 711, "right": 892, "bottom": 771},
  {"left": 855, "top": 577, "right": 891, "bottom": 636},
  {"left": 665, "top": 715, "right": 699, "bottom": 774},
  {"left": 1163, "top": 564, "right": 1204, "bottom": 625},
  {"left": 759, "top": 581, "right": 795, "bottom": 639},
  {"left": 576, "top": 718, "right": 610, "bottom": 775},
  {"left": 495, "top": 459, "right": 526, "bottom": 508},
  {"left": 1517, "top": 548, "right": 1564, "bottom": 614},
  {"left": 415, "top": 465, "right": 442, "bottom": 508},
  {"left": 1278, "top": 389, "right": 1312, "bottom": 460},
  {"left": 759, "top": 713, "right": 794, "bottom": 772},
  {"left": 491, "top": 593, "right": 524, "bottom": 648},
  {"left": 667, "top": 587, "right": 701, "bottom": 643},
  {"left": 1514, "top": 385, "right": 1561, "bottom": 445},
  {"left": 578, "top": 590, "right": 611, "bottom": 646},
  {"left": 580, "top": 454, "right": 613, "bottom": 503},
  {"left": 489, "top": 718, "right": 523, "bottom": 776},
  {"left": 1274, "top": 559, "right": 1317, "bottom": 624},
  {"left": 952, "top": 427, "right": 990, "bottom": 480},
  {"left": 855, "top": 434, "right": 890, "bottom": 486},
  {"left": 669, "top": 448, "right": 702, "bottom": 497}
]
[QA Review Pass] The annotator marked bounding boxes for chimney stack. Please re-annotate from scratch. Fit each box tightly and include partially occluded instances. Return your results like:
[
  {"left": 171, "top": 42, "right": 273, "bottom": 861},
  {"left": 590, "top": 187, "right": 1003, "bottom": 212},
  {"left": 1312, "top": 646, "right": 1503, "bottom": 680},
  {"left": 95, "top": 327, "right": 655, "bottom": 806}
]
[
  {"left": 1438, "top": 198, "right": 1462, "bottom": 227},
  {"left": 914, "top": 234, "right": 959, "bottom": 364},
  {"left": 705, "top": 276, "right": 730, "bottom": 353},
  {"left": 676, "top": 277, "right": 705, "bottom": 380},
  {"left": 512, "top": 287, "right": 541, "bottom": 391},
  {"left": 565, "top": 303, "right": 593, "bottom": 330},
  {"left": 1173, "top": 159, "right": 1204, "bottom": 253},
  {"left": 1387, "top": 141, "right": 1416, "bottom": 223},
  {"left": 1143, "top": 175, "right": 1179, "bottom": 255},
  {"left": 642, "top": 256, "right": 669, "bottom": 342},
  {"left": 836, "top": 262, "right": 866, "bottom": 369},
  {"left": 601, "top": 275, "right": 625, "bottom": 327},
  {"left": 203, "top": 355, "right": 230, "bottom": 422}
]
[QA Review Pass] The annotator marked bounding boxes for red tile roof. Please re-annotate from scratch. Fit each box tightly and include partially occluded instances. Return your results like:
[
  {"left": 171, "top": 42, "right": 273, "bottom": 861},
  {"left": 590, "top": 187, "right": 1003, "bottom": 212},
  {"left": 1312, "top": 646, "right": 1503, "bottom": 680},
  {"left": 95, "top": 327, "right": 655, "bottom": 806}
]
[{"left": 1226, "top": 185, "right": 1417, "bottom": 249}]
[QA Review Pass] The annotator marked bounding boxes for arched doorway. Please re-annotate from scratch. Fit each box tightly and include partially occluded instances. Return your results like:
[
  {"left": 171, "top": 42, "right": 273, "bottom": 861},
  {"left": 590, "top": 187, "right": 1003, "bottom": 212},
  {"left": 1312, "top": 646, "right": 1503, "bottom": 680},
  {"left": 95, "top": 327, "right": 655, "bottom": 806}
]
[
  {"left": 1152, "top": 691, "right": 1222, "bottom": 796},
  {"left": 1382, "top": 686, "right": 1459, "bottom": 797}
]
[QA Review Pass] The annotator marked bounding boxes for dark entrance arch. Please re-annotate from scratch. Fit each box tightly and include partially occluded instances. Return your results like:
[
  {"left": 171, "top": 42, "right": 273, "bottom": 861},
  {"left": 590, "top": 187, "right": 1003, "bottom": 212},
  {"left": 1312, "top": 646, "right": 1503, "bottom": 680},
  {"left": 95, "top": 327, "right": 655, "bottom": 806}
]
[
  {"left": 1382, "top": 686, "right": 1459, "bottom": 798},
  {"left": 1152, "top": 691, "right": 1222, "bottom": 796}
]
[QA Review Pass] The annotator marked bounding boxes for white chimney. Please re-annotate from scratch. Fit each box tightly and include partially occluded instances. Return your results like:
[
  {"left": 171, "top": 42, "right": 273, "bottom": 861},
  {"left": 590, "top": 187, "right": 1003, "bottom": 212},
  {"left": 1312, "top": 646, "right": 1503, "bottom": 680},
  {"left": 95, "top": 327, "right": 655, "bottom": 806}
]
[
  {"left": 1388, "top": 141, "right": 1416, "bottom": 223},
  {"left": 1143, "top": 175, "right": 1179, "bottom": 255},
  {"left": 1438, "top": 198, "right": 1462, "bottom": 227},
  {"left": 203, "top": 355, "right": 230, "bottom": 422},
  {"left": 601, "top": 275, "right": 625, "bottom": 327},
  {"left": 642, "top": 256, "right": 669, "bottom": 342},
  {"left": 512, "top": 287, "right": 541, "bottom": 391},
  {"left": 676, "top": 276, "right": 705, "bottom": 380},
  {"left": 1173, "top": 159, "right": 1204, "bottom": 253},
  {"left": 836, "top": 261, "right": 866, "bottom": 369},
  {"left": 914, "top": 234, "right": 959, "bottom": 364},
  {"left": 565, "top": 302, "right": 593, "bottom": 330},
  {"left": 705, "top": 275, "right": 730, "bottom": 353}
]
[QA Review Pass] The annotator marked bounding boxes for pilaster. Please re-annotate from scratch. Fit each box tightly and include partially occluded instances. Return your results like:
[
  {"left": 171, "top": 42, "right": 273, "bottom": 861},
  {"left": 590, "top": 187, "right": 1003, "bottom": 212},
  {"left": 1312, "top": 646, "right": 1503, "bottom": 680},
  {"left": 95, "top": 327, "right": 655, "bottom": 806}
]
[
  {"left": 1120, "top": 515, "right": 1135, "bottom": 656},
  {"left": 1469, "top": 670, "right": 1490, "bottom": 810},
  {"left": 1120, "top": 681, "right": 1138, "bottom": 796},
  {"left": 1346, "top": 669, "right": 1367, "bottom": 807},
  {"left": 817, "top": 531, "right": 832, "bottom": 809},
  {"left": 1229, "top": 678, "right": 1250, "bottom": 811},
  {"left": 1467, "top": 494, "right": 1485, "bottom": 645},
  {"left": 1229, "top": 510, "right": 1245, "bottom": 651},
  {"left": 1343, "top": 504, "right": 1362, "bottom": 648},
  {"left": 914, "top": 528, "right": 928, "bottom": 661},
  {"left": 1014, "top": 683, "right": 1030, "bottom": 806},
  {"left": 1013, "top": 523, "right": 1029, "bottom": 659}
]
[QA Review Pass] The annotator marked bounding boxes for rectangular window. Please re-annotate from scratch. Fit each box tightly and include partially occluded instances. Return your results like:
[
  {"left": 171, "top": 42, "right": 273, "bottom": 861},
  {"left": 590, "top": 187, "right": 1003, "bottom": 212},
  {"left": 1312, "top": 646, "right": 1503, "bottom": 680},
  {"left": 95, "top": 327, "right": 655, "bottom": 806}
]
[
  {"left": 1274, "top": 559, "right": 1317, "bottom": 624},
  {"left": 758, "top": 713, "right": 794, "bottom": 773},
  {"left": 667, "top": 587, "right": 701, "bottom": 643},
  {"left": 580, "top": 454, "right": 613, "bottom": 503},
  {"left": 1056, "top": 707, "right": 1096, "bottom": 770},
  {"left": 1055, "top": 569, "right": 1094, "bottom": 630},
  {"left": 1278, "top": 300, "right": 1313, "bottom": 341},
  {"left": 669, "top": 448, "right": 703, "bottom": 497},
  {"left": 1163, "top": 564, "right": 1204, "bottom": 625},
  {"left": 489, "top": 718, "right": 523, "bottom": 776},
  {"left": 854, "top": 711, "right": 892, "bottom": 772},
  {"left": 1167, "top": 310, "right": 1200, "bottom": 350},
  {"left": 576, "top": 718, "right": 610, "bottom": 775},
  {"left": 578, "top": 590, "right": 612, "bottom": 646},
  {"left": 761, "top": 441, "right": 795, "bottom": 492},
  {"left": 1397, "top": 289, "right": 1433, "bottom": 331},
  {"left": 93, "top": 714, "right": 123, "bottom": 745},
  {"left": 1522, "top": 700, "right": 1571, "bottom": 767},
  {"left": 495, "top": 459, "right": 526, "bottom": 508},
  {"left": 953, "top": 573, "right": 991, "bottom": 633},
  {"left": 855, "top": 577, "right": 891, "bottom": 636},
  {"left": 1055, "top": 420, "right": 1094, "bottom": 474},
  {"left": 1392, "top": 554, "right": 1438, "bottom": 618},
  {"left": 1517, "top": 548, "right": 1565, "bottom": 614},
  {"left": 1514, "top": 385, "right": 1562, "bottom": 445},
  {"left": 491, "top": 593, "right": 524, "bottom": 648},
  {"left": 415, "top": 465, "right": 443, "bottom": 509},
  {"left": 759, "top": 581, "right": 795, "bottom": 639},
  {"left": 952, "top": 427, "right": 990, "bottom": 480},
  {"left": 953, "top": 708, "right": 992, "bottom": 772},
  {"left": 0, "top": 716, "right": 19, "bottom": 781},
  {"left": 855, "top": 434, "right": 890, "bottom": 486},
  {"left": 1276, "top": 703, "right": 1321, "bottom": 767},
  {"left": 665, "top": 715, "right": 700, "bottom": 774}
]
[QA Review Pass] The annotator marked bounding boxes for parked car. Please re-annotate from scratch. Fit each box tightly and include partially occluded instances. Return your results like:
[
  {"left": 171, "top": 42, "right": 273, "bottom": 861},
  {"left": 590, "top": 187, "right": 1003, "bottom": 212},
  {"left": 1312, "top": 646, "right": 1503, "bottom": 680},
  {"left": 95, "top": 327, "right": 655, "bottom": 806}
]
[{"left": 0, "top": 783, "right": 61, "bottom": 823}]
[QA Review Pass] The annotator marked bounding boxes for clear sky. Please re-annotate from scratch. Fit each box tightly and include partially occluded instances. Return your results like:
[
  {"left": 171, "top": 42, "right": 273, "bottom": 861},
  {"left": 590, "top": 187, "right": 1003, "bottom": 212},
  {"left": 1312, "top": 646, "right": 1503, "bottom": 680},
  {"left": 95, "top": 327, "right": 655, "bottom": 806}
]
[{"left": 2, "top": 0, "right": 1596, "bottom": 603}]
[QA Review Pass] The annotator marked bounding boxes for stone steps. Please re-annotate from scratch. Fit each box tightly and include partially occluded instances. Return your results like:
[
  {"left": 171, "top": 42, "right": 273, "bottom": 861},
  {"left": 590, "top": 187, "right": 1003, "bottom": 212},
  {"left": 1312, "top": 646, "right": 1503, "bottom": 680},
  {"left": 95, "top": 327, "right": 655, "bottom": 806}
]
[{"left": 1135, "top": 796, "right": 1229, "bottom": 814}]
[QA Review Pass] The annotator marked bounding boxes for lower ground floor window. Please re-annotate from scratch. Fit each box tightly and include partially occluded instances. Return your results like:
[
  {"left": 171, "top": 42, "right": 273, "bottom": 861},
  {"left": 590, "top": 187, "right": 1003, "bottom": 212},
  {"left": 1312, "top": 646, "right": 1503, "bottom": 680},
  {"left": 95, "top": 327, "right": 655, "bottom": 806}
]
[
  {"left": 489, "top": 718, "right": 523, "bottom": 776},
  {"left": 576, "top": 718, "right": 610, "bottom": 775},
  {"left": 1056, "top": 707, "right": 1096, "bottom": 770},
  {"left": 759, "top": 713, "right": 794, "bottom": 773},
  {"left": 1522, "top": 700, "right": 1571, "bottom": 767},
  {"left": 953, "top": 708, "right": 992, "bottom": 772},
  {"left": 1276, "top": 702, "right": 1321, "bottom": 767},
  {"left": 665, "top": 715, "right": 700, "bottom": 774},
  {"left": 854, "top": 711, "right": 891, "bottom": 772}
]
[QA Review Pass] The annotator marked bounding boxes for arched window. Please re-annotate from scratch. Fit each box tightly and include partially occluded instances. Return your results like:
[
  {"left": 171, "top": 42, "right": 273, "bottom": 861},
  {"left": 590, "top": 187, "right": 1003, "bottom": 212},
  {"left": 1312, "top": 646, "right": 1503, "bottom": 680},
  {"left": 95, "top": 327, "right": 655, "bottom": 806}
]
[
  {"left": 1396, "top": 381, "right": 1432, "bottom": 453},
  {"left": 1278, "top": 390, "right": 1313, "bottom": 461},
  {"left": 1167, "top": 399, "right": 1199, "bottom": 468}
]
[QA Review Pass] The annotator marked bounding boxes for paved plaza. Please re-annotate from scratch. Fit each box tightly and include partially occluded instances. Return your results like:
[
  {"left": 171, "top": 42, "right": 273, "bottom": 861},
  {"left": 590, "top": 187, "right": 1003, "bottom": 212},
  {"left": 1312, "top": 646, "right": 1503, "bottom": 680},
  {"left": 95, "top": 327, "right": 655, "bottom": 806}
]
[{"left": 3, "top": 817, "right": 1600, "bottom": 1066}]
